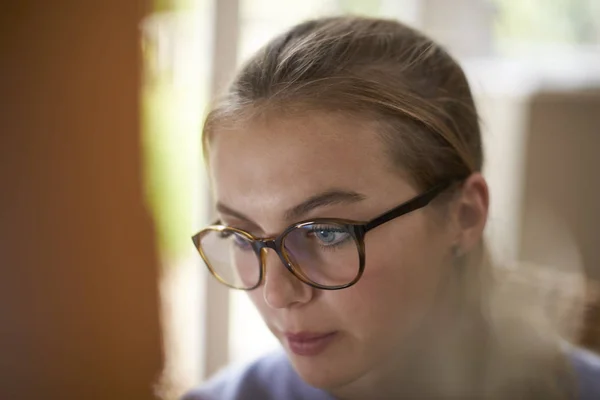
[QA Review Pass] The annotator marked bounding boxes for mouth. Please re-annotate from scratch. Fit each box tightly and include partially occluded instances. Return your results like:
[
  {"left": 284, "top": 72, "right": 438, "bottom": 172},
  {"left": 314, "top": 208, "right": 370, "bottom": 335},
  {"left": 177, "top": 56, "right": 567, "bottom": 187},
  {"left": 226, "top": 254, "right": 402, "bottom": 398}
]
[{"left": 284, "top": 331, "right": 338, "bottom": 357}]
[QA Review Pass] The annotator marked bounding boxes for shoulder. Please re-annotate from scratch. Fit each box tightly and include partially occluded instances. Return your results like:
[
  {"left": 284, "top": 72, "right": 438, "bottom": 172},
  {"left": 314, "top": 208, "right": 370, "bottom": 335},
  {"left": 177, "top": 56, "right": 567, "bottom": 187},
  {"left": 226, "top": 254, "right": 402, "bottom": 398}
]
[
  {"left": 181, "top": 350, "right": 334, "bottom": 400},
  {"left": 570, "top": 347, "right": 600, "bottom": 400}
]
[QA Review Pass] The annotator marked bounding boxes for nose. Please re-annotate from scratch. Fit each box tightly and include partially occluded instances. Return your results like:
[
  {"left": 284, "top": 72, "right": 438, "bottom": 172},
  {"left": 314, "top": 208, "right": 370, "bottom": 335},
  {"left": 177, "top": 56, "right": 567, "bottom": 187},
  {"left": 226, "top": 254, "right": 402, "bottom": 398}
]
[{"left": 260, "top": 248, "right": 314, "bottom": 309}]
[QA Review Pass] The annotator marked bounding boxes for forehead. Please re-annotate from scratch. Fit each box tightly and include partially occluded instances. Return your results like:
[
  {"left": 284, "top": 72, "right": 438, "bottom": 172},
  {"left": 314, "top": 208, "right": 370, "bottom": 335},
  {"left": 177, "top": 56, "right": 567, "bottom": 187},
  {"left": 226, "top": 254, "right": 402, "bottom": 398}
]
[{"left": 208, "top": 113, "right": 403, "bottom": 219}]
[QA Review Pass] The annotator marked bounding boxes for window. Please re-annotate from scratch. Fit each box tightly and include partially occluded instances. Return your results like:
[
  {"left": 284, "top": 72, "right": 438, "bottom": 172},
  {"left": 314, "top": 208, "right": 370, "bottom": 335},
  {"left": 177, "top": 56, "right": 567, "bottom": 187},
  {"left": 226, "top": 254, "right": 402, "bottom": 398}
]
[{"left": 493, "top": 0, "right": 600, "bottom": 56}]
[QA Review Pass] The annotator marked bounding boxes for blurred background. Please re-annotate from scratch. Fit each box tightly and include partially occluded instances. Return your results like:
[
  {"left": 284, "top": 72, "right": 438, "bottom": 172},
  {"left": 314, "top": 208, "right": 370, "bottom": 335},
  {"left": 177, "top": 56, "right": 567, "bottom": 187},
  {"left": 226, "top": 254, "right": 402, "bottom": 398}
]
[{"left": 2, "top": 1, "right": 599, "bottom": 399}]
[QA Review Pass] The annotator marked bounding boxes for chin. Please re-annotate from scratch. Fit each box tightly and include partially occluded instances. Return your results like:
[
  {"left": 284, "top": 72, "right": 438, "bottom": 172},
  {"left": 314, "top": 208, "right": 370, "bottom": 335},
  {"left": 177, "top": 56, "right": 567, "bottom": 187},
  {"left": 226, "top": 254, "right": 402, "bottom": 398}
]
[{"left": 285, "top": 347, "right": 362, "bottom": 390}]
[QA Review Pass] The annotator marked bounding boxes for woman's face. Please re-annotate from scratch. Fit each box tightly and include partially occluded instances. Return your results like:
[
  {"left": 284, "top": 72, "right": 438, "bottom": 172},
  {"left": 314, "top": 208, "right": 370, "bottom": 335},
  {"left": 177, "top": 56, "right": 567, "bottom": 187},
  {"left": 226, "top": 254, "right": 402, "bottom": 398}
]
[{"left": 209, "top": 113, "right": 460, "bottom": 391}]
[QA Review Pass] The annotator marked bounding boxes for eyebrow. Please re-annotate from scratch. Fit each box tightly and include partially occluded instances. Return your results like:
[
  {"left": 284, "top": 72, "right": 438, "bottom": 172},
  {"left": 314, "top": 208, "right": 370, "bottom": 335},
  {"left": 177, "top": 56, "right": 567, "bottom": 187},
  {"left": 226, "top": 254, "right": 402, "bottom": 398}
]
[
  {"left": 216, "top": 202, "right": 256, "bottom": 224},
  {"left": 284, "top": 189, "right": 366, "bottom": 221},
  {"left": 215, "top": 189, "right": 367, "bottom": 226}
]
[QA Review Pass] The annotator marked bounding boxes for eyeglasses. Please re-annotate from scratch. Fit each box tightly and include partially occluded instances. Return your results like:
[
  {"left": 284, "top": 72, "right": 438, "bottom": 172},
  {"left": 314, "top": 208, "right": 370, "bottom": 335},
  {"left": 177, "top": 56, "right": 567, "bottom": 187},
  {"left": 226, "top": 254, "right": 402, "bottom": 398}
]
[{"left": 192, "top": 182, "right": 452, "bottom": 291}]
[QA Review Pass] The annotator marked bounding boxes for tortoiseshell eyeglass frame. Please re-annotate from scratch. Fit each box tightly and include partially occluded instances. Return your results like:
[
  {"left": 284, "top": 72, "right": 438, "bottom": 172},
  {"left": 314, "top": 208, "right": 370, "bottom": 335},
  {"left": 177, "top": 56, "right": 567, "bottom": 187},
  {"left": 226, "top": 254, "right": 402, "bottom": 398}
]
[{"left": 192, "top": 181, "right": 453, "bottom": 291}]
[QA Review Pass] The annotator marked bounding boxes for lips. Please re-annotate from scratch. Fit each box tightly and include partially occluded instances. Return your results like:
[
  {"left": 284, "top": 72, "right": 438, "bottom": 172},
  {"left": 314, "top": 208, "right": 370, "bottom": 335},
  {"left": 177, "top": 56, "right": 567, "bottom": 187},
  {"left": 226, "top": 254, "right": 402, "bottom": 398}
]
[{"left": 284, "top": 331, "right": 338, "bottom": 356}]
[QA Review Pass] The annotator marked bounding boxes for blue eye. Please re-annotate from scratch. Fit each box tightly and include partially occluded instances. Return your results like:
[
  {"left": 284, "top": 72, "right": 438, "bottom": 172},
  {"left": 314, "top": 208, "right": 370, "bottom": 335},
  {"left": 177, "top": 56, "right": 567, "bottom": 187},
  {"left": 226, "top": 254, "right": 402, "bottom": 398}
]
[{"left": 310, "top": 226, "right": 351, "bottom": 246}]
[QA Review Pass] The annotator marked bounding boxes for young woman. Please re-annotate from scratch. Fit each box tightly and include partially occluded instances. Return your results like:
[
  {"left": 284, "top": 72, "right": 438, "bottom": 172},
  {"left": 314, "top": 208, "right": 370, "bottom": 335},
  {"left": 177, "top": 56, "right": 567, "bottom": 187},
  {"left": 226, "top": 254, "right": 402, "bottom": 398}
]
[{"left": 184, "top": 16, "right": 600, "bottom": 400}]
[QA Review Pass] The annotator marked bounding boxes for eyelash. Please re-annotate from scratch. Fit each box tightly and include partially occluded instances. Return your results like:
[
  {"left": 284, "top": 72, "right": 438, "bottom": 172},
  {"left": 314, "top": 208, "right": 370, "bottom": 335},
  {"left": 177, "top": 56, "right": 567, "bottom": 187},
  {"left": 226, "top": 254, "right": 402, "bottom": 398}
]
[{"left": 307, "top": 227, "right": 352, "bottom": 251}]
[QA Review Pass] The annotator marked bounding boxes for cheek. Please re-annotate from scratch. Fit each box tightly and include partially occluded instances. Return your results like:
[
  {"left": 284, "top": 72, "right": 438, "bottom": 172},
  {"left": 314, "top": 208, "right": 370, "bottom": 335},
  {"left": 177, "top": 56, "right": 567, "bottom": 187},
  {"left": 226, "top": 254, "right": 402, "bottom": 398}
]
[{"left": 337, "top": 220, "right": 447, "bottom": 340}]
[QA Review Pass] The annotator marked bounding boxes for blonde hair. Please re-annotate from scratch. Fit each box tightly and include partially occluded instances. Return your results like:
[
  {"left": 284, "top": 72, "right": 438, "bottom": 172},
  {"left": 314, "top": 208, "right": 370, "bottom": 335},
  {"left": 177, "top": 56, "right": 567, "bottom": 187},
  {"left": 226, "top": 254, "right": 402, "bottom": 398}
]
[{"left": 203, "top": 16, "right": 584, "bottom": 399}]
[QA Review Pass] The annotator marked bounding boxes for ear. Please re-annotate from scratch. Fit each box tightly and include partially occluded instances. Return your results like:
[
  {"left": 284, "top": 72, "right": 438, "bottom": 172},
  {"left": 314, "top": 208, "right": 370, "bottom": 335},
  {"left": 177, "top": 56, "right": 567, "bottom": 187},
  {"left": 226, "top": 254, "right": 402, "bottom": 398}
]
[{"left": 452, "top": 173, "right": 489, "bottom": 253}]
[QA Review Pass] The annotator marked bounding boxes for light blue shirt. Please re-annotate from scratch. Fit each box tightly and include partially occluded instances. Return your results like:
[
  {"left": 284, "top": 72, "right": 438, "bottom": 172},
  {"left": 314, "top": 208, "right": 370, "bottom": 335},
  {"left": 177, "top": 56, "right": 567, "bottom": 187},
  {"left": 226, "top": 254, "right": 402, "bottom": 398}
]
[{"left": 183, "top": 347, "right": 600, "bottom": 400}]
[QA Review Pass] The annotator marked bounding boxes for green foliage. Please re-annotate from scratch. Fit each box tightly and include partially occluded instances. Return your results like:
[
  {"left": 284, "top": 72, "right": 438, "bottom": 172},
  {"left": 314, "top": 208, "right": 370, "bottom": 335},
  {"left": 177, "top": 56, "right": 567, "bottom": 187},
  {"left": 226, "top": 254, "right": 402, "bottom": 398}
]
[
  {"left": 142, "top": 78, "right": 203, "bottom": 259},
  {"left": 142, "top": 0, "right": 210, "bottom": 261},
  {"left": 153, "top": 0, "right": 198, "bottom": 12}
]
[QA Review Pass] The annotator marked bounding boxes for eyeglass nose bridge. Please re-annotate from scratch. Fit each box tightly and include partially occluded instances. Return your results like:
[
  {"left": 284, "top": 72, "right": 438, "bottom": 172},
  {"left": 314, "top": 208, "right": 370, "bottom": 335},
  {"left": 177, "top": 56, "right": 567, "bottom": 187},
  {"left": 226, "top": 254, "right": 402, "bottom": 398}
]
[{"left": 251, "top": 237, "right": 306, "bottom": 285}]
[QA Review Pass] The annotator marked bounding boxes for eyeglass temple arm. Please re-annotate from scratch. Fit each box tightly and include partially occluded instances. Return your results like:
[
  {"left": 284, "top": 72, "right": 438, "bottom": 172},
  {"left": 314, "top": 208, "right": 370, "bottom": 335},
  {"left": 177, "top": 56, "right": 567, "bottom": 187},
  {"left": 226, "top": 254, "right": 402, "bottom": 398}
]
[{"left": 364, "top": 182, "right": 452, "bottom": 232}]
